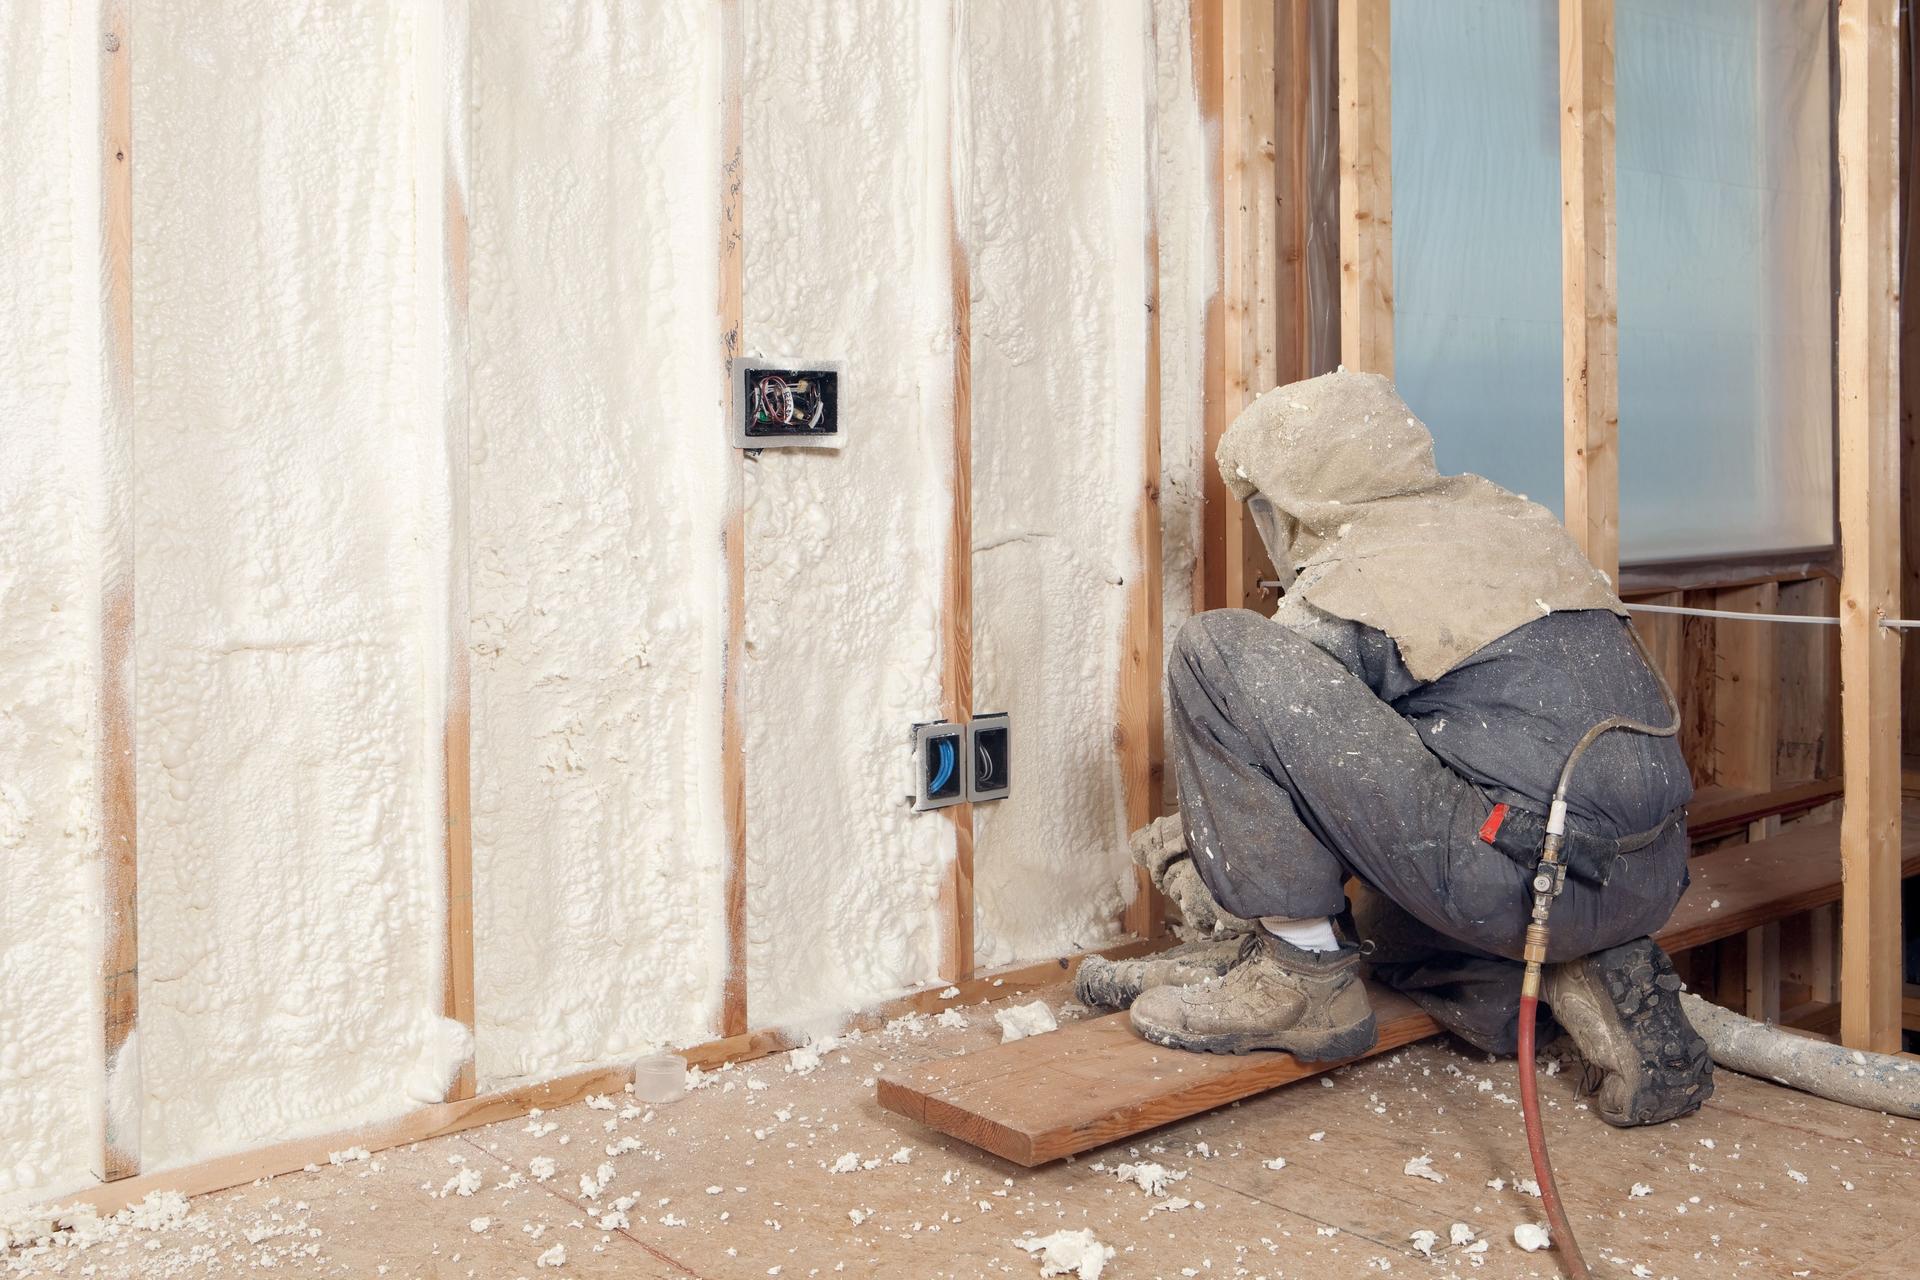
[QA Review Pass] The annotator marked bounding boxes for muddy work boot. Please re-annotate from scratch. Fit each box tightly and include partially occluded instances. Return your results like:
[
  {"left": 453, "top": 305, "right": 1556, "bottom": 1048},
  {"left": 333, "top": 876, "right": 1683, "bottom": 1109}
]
[
  {"left": 1129, "top": 932, "right": 1378, "bottom": 1060},
  {"left": 1544, "top": 936, "right": 1713, "bottom": 1127},
  {"left": 1075, "top": 938, "right": 1243, "bottom": 1010}
]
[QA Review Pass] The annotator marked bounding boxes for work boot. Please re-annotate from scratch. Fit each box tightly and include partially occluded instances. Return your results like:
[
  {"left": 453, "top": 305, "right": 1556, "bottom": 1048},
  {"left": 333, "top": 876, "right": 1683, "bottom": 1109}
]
[
  {"left": 1544, "top": 936, "right": 1713, "bottom": 1127},
  {"left": 1075, "top": 938, "right": 1242, "bottom": 1010},
  {"left": 1129, "top": 931, "right": 1378, "bottom": 1060}
]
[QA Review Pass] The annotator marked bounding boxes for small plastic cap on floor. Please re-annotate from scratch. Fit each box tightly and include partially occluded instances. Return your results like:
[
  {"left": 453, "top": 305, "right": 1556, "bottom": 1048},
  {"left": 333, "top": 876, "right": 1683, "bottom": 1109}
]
[{"left": 633, "top": 1053, "right": 688, "bottom": 1104}]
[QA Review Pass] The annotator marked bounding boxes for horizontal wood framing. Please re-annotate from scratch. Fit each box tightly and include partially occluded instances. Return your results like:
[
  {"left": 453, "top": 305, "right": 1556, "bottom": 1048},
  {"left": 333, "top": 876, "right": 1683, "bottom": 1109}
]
[{"left": 41, "top": 937, "right": 1174, "bottom": 1219}]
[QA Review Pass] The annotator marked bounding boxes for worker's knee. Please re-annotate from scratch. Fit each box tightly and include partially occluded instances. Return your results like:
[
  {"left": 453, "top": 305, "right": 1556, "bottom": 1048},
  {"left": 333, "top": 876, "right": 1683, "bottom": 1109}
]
[
  {"left": 1172, "top": 609, "right": 1272, "bottom": 669},
  {"left": 1170, "top": 608, "right": 1288, "bottom": 689}
]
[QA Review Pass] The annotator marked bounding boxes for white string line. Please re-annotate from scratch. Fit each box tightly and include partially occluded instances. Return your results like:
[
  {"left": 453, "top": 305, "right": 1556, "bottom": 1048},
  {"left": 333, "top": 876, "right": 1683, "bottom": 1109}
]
[
  {"left": 1623, "top": 602, "right": 1920, "bottom": 630},
  {"left": 1249, "top": 595, "right": 1920, "bottom": 629},
  {"left": 1623, "top": 602, "right": 1838, "bottom": 626}
]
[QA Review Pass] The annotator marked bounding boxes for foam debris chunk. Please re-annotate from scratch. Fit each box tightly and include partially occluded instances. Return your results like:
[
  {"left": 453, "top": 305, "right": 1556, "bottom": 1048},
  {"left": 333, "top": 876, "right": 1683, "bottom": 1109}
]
[{"left": 1013, "top": 1228, "right": 1116, "bottom": 1279}]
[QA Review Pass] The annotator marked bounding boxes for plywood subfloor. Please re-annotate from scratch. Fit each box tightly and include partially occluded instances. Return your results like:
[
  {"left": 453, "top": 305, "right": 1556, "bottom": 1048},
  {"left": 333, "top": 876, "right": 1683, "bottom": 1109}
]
[{"left": 9, "top": 980, "right": 1916, "bottom": 1279}]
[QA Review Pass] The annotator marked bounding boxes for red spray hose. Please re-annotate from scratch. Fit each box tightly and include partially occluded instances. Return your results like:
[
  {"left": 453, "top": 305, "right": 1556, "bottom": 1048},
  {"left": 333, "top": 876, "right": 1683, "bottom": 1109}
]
[
  {"left": 1514, "top": 626, "right": 1679, "bottom": 1280},
  {"left": 1517, "top": 989, "right": 1591, "bottom": 1280}
]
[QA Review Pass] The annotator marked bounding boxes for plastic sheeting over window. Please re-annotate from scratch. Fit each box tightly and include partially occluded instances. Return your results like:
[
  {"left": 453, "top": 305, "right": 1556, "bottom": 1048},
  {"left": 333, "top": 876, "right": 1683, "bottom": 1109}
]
[
  {"left": 1615, "top": 0, "right": 1832, "bottom": 560},
  {"left": 1387, "top": 0, "right": 1833, "bottom": 562},
  {"left": 1391, "top": 0, "right": 1565, "bottom": 518}
]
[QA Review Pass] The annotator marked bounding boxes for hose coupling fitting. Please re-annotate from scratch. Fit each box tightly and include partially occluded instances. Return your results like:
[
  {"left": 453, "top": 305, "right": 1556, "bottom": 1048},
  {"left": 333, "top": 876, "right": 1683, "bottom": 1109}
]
[{"left": 1523, "top": 922, "right": 1552, "bottom": 965}]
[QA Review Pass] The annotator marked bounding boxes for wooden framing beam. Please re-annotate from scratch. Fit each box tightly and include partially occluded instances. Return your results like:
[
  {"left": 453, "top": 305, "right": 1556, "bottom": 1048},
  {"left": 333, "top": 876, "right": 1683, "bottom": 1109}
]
[
  {"left": 95, "top": 0, "right": 140, "bottom": 1184},
  {"left": 1337, "top": 0, "right": 1391, "bottom": 376},
  {"left": 718, "top": 0, "right": 749, "bottom": 1038},
  {"left": 1558, "top": 0, "right": 1620, "bottom": 584},
  {"left": 419, "top": 0, "right": 477, "bottom": 1105},
  {"left": 940, "top": 0, "right": 976, "bottom": 979},
  {"left": 1835, "top": 0, "right": 1903, "bottom": 1054},
  {"left": 1121, "top": 0, "right": 1167, "bottom": 942},
  {"left": 1710, "top": 583, "right": 1780, "bottom": 795},
  {"left": 1198, "top": 0, "right": 1279, "bottom": 614}
]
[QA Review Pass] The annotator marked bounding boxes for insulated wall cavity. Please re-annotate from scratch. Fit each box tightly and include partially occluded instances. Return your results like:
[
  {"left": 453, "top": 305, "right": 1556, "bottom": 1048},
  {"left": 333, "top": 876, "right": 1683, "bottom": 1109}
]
[
  {"left": 741, "top": 0, "right": 954, "bottom": 1030},
  {"left": 131, "top": 1, "right": 457, "bottom": 1169},
  {"left": 966, "top": 0, "right": 1148, "bottom": 968},
  {"left": 468, "top": 0, "right": 729, "bottom": 1084},
  {"left": 0, "top": 2, "right": 99, "bottom": 1201}
]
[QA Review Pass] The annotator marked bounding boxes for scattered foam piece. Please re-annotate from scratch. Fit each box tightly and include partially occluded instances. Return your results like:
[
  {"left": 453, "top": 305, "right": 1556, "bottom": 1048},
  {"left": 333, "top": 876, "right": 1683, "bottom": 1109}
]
[
  {"left": 327, "top": 1146, "right": 370, "bottom": 1166},
  {"left": 1012, "top": 1229, "right": 1115, "bottom": 1279},
  {"left": 529, "top": 1156, "right": 556, "bottom": 1181},
  {"left": 442, "top": 1167, "right": 483, "bottom": 1197},
  {"left": 1449, "top": 1223, "right": 1476, "bottom": 1246},
  {"left": 1113, "top": 1162, "right": 1187, "bottom": 1197},
  {"left": 1513, "top": 1223, "right": 1550, "bottom": 1252},
  {"left": 469, "top": 1217, "right": 491, "bottom": 1233},
  {"left": 1403, "top": 1154, "right": 1444, "bottom": 1184},
  {"left": 1630, "top": 1183, "right": 1652, "bottom": 1199},
  {"left": 1262, "top": 1156, "right": 1287, "bottom": 1171},
  {"left": 536, "top": 1242, "right": 567, "bottom": 1267},
  {"left": 995, "top": 1001, "right": 1059, "bottom": 1042},
  {"left": 1410, "top": 1229, "right": 1438, "bottom": 1258}
]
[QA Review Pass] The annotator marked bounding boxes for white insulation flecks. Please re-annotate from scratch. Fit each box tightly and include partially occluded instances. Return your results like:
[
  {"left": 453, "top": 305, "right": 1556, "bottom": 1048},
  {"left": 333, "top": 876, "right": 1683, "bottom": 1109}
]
[
  {"left": 0, "top": 2, "right": 99, "bottom": 1201},
  {"left": 740, "top": 0, "right": 955, "bottom": 1032},
  {"left": 130, "top": 2, "right": 461, "bottom": 1170},
  {"left": 966, "top": 0, "right": 1150, "bottom": 967},
  {"left": 468, "top": 0, "right": 729, "bottom": 1084}
]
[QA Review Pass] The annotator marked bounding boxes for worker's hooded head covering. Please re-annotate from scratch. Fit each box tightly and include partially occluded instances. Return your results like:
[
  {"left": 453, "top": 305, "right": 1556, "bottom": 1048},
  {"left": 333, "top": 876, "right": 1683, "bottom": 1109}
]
[{"left": 1217, "top": 370, "right": 1624, "bottom": 681}]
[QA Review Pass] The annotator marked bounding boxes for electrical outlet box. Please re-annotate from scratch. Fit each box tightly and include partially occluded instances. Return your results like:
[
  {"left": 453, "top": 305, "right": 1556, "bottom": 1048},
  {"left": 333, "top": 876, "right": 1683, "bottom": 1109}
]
[
  {"left": 731, "top": 358, "right": 843, "bottom": 449},
  {"left": 968, "top": 713, "right": 1010, "bottom": 802},
  {"left": 911, "top": 721, "right": 966, "bottom": 812}
]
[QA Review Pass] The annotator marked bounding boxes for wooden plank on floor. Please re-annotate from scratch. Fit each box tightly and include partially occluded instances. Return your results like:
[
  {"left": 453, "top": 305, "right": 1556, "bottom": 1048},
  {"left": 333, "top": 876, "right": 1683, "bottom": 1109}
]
[
  {"left": 1836, "top": 0, "right": 1903, "bottom": 1053},
  {"left": 940, "top": 0, "right": 976, "bottom": 978},
  {"left": 1337, "top": 0, "right": 1391, "bottom": 376},
  {"left": 718, "top": 0, "right": 749, "bottom": 1038},
  {"left": 1121, "top": 0, "right": 1165, "bottom": 942},
  {"left": 1558, "top": 0, "right": 1619, "bottom": 584},
  {"left": 878, "top": 984, "right": 1438, "bottom": 1167},
  {"left": 96, "top": 0, "right": 140, "bottom": 1184}
]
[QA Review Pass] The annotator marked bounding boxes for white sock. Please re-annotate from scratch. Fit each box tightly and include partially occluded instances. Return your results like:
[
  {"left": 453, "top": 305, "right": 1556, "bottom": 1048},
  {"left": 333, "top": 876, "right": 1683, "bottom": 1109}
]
[{"left": 1260, "top": 915, "right": 1341, "bottom": 953}]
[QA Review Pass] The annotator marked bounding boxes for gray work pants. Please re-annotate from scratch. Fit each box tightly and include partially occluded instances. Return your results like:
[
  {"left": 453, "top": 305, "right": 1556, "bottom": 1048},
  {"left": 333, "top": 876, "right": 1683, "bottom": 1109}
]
[{"left": 1168, "top": 610, "right": 1687, "bottom": 1053}]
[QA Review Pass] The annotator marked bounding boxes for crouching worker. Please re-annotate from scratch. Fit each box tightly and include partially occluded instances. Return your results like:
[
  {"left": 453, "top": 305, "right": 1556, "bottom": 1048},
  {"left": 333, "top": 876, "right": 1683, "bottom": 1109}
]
[{"left": 1079, "top": 370, "right": 1711, "bottom": 1128}]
